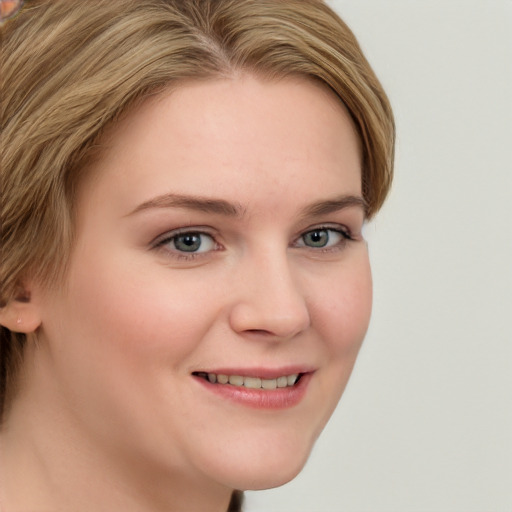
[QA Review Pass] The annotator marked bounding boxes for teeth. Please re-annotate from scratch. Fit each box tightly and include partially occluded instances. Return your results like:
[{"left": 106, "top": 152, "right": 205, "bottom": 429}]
[
  {"left": 287, "top": 374, "right": 298, "bottom": 386},
  {"left": 198, "top": 372, "right": 301, "bottom": 389},
  {"left": 277, "top": 376, "right": 288, "bottom": 388},
  {"left": 261, "top": 378, "right": 277, "bottom": 390},
  {"left": 244, "top": 377, "right": 262, "bottom": 389},
  {"left": 228, "top": 375, "right": 244, "bottom": 386}
]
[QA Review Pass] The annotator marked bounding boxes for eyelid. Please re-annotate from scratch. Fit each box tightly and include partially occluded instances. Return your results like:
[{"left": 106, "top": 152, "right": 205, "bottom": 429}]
[
  {"left": 150, "top": 222, "right": 356, "bottom": 262},
  {"left": 151, "top": 226, "right": 218, "bottom": 248},
  {"left": 295, "top": 223, "right": 353, "bottom": 241},
  {"left": 151, "top": 227, "right": 222, "bottom": 261},
  {"left": 292, "top": 224, "right": 354, "bottom": 251}
]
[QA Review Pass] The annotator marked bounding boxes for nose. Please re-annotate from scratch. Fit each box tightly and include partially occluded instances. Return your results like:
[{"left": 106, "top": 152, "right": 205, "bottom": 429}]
[{"left": 228, "top": 251, "right": 311, "bottom": 340}]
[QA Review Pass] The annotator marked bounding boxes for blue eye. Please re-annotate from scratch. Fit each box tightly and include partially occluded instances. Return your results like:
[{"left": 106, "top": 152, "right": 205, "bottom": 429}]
[
  {"left": 168, "top": 232, "right": 216, "bottom": 253},
  {"left": 297, "top": 228, "right": 348, "bottom": 249}
]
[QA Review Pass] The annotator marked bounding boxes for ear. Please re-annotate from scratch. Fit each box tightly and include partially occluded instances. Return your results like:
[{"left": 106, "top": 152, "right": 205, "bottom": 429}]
[{"left": 0, "top": 286, "right": 42, "bottom": 334}]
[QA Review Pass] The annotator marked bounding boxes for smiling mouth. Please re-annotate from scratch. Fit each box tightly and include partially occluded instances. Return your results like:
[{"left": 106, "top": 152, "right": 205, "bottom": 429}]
[{"left": 192, "top": 372, "right": 304, "bottom": 390}]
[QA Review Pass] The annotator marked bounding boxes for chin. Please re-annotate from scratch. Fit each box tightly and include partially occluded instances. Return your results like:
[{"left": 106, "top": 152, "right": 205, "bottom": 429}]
[
  {"left": 240, "top": 463, "right": 306, "bottom": 491},
  {"left": 220, "top": 459, "right": 309, "bottom": 492},
  {"left": 205, "top": 433, "right": 316, "bottom": 491}
]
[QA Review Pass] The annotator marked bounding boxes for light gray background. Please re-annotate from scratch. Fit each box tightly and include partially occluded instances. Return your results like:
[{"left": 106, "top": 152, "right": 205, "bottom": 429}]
[{"left": 246, "top": 1, "right": 512, "bottom": 510}]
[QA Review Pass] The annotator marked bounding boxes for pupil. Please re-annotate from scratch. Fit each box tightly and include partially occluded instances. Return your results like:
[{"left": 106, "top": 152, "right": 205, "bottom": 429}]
[
  {"left": 176, "top": 234, "right": 201, "bottom": 252},
  {"left": 183, "top": 236, "right": 196, "bottom": 246},
  {"left": 306, "top": 230, "right": 328, "bottom": 247}
]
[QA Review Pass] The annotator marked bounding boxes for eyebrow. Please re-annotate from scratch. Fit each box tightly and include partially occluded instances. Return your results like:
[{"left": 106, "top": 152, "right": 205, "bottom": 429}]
[
  {"left": 300, "top": 195, "right": 368, "bottom": 218},
  {"left": 128, "top": 193, "right": 367, "bottom": 218},
  {"left": 128, "top": 193, "right": 245, "bottom": 217}
]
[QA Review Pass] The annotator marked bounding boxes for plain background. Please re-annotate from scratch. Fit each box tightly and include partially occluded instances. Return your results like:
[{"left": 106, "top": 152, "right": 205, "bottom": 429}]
[{"left": 246, "top": 1, "right": 512, "bottom": 511}]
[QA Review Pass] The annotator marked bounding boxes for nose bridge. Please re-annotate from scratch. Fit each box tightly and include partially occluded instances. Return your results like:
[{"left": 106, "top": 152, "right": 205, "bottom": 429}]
[{"left": 229, "top": 243, "right": 311, "bottom": 339}]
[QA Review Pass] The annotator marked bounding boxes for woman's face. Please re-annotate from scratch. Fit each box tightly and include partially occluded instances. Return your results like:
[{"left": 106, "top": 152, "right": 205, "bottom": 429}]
[{"left": 34, "top": 74, "right": 371, "bottom": 491}]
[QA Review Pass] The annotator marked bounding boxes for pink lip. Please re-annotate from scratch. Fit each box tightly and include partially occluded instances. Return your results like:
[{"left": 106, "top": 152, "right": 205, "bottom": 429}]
[{"left": 192, "top": 368, "right": 315, "bottom": 410}]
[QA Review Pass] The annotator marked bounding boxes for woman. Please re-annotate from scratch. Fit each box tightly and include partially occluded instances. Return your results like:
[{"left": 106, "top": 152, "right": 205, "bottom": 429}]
[{"left": 0, "top": 0, "right": 394, "bottom": 510}]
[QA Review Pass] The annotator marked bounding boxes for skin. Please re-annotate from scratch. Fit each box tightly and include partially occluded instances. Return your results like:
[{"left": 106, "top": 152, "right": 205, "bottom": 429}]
[{"left": 0, "top": 74, "right": 372, "bottom": 512}]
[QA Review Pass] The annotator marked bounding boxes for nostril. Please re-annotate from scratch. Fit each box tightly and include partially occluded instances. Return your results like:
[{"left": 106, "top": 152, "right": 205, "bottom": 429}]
[{"left": 246, "top": 329, "right": 274, "bottom": 336}]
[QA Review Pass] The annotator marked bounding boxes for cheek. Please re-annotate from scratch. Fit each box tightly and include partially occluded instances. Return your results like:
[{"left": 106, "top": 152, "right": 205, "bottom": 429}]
[
  {"left": 308, "top": 251, "right": 372, "bottom": 427},
  {"left": 315, "top": 253, "right": 373, "bottom": 357},
  {"left": 63, "top": 253, "right": 223, "bottom": 367},
  {"left": 40, "top": 252, "right": 227, "bottom": 455}
]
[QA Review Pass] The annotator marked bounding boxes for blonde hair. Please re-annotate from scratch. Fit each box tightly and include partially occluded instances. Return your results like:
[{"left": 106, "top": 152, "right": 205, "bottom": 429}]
[{"left": 1, "top": 0, "right": 394, "bottom": 427}]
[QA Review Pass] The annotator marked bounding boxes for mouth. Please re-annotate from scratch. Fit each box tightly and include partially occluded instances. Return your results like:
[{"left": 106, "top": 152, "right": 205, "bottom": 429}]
[
  {"left": 191, "top": 369, "right": 312, "bottom": 409},
  {"left": 192, "top": 371, "right": 305, "bottom": 390}
]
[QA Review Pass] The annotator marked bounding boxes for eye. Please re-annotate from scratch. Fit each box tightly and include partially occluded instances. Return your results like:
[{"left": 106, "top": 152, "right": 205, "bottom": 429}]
[
  {"left": 159, "top": 231, "right": 216, "bottom": 254},
  {"left": 296, "top": 228, "right": 349, "bottom": 249}
]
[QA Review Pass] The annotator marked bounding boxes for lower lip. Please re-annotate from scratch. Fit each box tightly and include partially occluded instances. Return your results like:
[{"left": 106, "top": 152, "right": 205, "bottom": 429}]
[{"left": 193, "top": 373, "right": 312, "bottom": 409}]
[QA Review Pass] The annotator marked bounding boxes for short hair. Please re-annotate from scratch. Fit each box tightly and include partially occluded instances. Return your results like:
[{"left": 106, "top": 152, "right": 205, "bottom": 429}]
[{"left": 0, "top": 0, "right": 394, "bottom": 424}]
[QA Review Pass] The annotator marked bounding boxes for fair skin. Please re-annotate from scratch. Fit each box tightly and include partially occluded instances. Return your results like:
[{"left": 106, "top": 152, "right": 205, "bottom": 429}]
[{"left": 0, "top": 74, "right": 372, "bottom": 512}]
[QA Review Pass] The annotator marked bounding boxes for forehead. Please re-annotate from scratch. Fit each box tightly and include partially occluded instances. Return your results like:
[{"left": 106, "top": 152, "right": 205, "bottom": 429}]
[{"left": 79, "top": 73, "right": 362, "bottom": 218}]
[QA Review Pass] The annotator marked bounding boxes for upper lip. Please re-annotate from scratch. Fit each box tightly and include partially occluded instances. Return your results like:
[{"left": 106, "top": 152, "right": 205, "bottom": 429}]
[{"left": 192, "top": 366, "right": 316, "bottom": 379}]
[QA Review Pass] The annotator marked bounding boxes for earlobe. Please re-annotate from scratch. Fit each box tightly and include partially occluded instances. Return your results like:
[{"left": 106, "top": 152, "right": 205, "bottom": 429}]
[{"left": 0, "top": 289, "right": 42, "bottom": 334}]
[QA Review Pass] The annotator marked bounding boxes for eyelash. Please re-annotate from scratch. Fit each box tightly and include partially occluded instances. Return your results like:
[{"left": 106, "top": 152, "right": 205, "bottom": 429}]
[
  {"left": 295, "top": 226, "right": 353, "bottom": 251},
  {"left": 152, "top": 228, "right": 220, "bottom": 261},
  {"left": 152, "top": 225, "right": 354, "bottom": 261}
]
